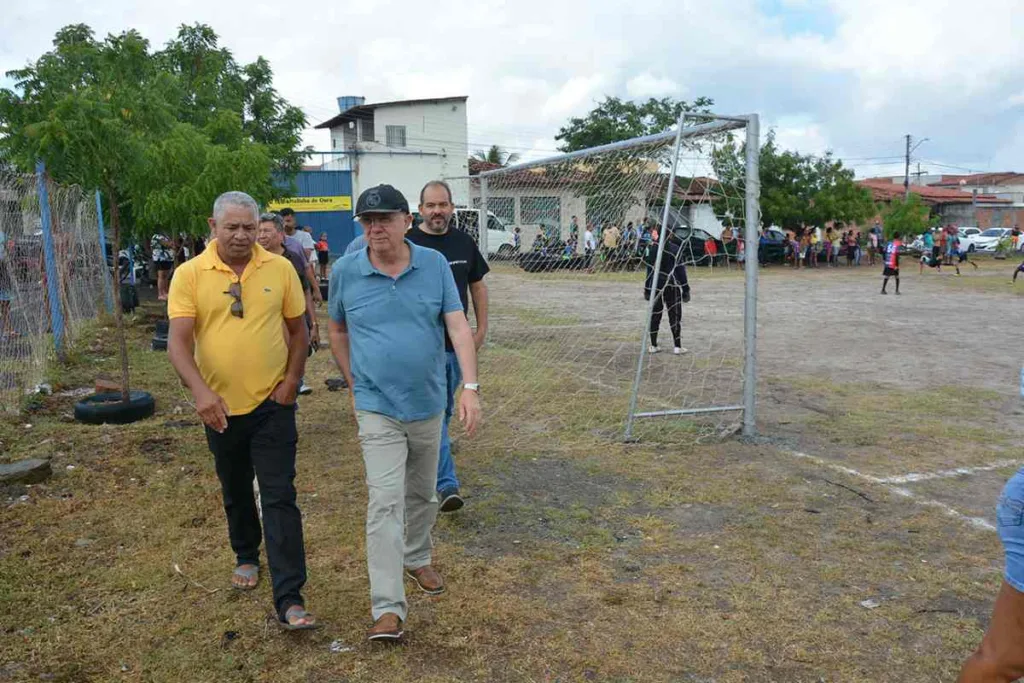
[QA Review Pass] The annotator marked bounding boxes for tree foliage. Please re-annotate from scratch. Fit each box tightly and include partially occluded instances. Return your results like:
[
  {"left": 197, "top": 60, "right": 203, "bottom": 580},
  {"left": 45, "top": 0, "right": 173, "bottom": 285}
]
[
  {"left": 0, "top": 23, "right": 307, "bottom": 400},
  {"left": 555, "top": 96, "right": 714, "bottom": 152},
  {"left": 157, "top": 24, "right": 307, "bottom": 177},
  {"left": 880, "top": 193, "right": 930, "bottom": 240},
  {"left": 0, "top": 23, "right": 306, "bottom": 241},
  {"left": 473, "top": 145, "right": 520, "bottom": 167},
  {"left": 711, "top": 130, "right": 876, "bottom": 231}
]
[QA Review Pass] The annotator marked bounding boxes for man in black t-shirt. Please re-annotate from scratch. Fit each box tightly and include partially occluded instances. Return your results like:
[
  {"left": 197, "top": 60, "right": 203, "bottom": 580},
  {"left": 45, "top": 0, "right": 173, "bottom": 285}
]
[{"left": 407, "top": 180, "right": 489, "bottom": 513}]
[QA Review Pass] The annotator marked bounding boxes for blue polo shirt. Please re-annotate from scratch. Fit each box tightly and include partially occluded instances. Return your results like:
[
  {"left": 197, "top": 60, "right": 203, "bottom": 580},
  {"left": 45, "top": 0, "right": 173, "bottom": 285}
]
[{"left": 329, "top": 240, "right": 462, "bottom": 422}]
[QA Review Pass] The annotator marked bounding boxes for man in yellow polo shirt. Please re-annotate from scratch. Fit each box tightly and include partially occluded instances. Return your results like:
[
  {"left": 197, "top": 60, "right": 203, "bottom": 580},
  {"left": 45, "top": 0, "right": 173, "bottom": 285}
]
[{"left": 167, "top": 191, "right": 316, "bottom": 630}]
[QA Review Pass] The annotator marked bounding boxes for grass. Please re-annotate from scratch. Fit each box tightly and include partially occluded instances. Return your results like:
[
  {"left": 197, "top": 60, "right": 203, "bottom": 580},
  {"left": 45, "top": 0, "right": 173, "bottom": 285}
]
[
  {"left": 767, "top": 376, "right": 1022, "bottom": 475},
  {"left": 502, "top": 306, "right": 583, "bottom": 328},
  {"left": 0, "top": 288, "right": 1013, "bottom": 682}
]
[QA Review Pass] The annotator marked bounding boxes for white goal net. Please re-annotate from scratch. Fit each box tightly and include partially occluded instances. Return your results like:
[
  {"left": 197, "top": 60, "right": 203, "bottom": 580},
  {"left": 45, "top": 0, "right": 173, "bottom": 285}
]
[{"left": 446, "top": 116, "right": 758, "bottom": 446}]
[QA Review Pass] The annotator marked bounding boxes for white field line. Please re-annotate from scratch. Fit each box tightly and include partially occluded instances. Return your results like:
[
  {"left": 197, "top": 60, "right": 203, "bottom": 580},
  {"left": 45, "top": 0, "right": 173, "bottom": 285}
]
[
  {"left": 875, "top": 460, "right": 1022, "bottom": 484},
  {"left": 785, "top": 449, "right": 997, "bottom": 532}
]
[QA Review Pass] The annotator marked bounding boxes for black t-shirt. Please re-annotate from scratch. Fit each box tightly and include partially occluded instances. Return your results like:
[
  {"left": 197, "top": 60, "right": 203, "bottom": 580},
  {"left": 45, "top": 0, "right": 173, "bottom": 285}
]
[{"left": 407, "top": 226, "right": 489, "bottom": 351}]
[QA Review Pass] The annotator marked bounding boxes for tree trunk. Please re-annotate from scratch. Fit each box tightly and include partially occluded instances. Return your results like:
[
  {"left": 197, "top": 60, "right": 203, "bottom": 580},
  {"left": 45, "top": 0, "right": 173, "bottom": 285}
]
[{"left": 106, "top": 190, "right": 131, "bottom": 403}]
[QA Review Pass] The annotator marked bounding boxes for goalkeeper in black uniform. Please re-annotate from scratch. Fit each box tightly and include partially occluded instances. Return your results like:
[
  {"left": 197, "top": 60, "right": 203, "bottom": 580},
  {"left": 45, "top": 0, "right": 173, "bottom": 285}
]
[{"left": 643, "top": 227, "right": 691, "bottom": 355}]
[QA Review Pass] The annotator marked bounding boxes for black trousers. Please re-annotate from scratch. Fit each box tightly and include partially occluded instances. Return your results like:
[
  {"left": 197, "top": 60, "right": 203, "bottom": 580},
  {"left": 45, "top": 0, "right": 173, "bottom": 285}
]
[
  {"left": 205, "top": 399, "right": 306, "bottom": 619},
  {"left": 650, "top": 285, "right": 682, "bottom": 348}
]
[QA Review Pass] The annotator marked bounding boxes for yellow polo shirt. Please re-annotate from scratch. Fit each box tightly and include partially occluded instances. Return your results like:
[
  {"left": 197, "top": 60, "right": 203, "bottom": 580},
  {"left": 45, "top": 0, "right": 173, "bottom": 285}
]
[{"left": 168, "top": 240, "right": 305, "bottom": 416}]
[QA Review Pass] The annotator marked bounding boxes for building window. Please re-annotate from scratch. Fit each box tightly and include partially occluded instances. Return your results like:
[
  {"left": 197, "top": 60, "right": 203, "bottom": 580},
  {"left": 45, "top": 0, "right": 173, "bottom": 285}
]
[
  {"left": 474, "top": 196, "right": 515, "bottom": 225},
  {"left": 521, "top": 196, "right": 560, "bottom": 227},
  {"left": 359, "top": 118, "right": 374, "bottom": 143},
  {"left": 385, "top": 125, "right": 407, "bottom": 148}
]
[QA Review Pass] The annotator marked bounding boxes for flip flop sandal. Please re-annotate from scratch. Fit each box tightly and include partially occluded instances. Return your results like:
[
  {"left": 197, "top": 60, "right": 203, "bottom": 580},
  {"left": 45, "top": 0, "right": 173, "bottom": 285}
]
[
  {"left": 279, "top": 605, "right": 319, "bottom": 631},
  {"left": 231, "top": 565, "right": 260, "bottom": 591}
]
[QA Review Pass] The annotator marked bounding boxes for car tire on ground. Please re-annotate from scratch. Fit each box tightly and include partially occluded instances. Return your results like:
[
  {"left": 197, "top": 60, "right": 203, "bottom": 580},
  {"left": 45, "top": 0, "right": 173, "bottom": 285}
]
[
  {"left": 74, "top": 391, "right": 156, "bottom": 425},
  {"left": 496, "top": 244, "right": 515, "bottom": 260},
  {"left": 968, "top": 244, "right": 976, "bottom": 252}
]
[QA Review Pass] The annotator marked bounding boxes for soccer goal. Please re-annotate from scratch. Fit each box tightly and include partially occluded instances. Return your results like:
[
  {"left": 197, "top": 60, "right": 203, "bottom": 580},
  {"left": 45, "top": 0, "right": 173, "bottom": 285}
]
[{"left": 445, "top": 113, "right": 760, "bottom": 445}]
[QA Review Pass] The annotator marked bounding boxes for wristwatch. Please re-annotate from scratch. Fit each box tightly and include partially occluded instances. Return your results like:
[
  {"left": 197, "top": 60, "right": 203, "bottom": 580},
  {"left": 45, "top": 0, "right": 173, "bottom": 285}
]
[{"left": 463, "top": 383, "right": 480, "bottom": 392}]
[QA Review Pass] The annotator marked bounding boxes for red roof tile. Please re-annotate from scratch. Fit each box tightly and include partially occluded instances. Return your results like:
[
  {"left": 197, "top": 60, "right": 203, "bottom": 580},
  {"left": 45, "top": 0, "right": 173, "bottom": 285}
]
[
  {"left": 929, "top": 172, "right": 1024, "bottom": 187},
  {"left": 856, "top": 179, "right": 1010, "bottom": 205}
]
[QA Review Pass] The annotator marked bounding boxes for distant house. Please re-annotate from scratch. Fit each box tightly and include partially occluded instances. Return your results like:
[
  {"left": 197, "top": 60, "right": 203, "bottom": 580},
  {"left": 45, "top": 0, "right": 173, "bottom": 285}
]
[
  {"left": 929, "top": 172, "right": 1024, "bottom": 205},
  {"left": 464, "top": 158, "right": 731, "bottom": 249},
  {"left": 856, "top": 178, "right": 1012, "bottom": 228},
  {"left": 314, "top": 96, "right": 469, "bottom": 207},
  {"left": 928, "top": 173, "right": 1024, "bottom": 228}
]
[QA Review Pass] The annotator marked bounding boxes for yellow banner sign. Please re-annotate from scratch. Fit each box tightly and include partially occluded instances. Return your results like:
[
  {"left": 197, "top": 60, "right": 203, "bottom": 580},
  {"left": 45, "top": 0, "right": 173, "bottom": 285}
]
[{"left": 267, "top": 196, "right": 352, "bottom": 212}]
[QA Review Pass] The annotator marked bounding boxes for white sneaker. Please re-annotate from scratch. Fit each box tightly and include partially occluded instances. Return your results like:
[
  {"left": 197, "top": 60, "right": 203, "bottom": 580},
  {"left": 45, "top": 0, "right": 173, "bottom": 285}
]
[
  {"left": 298, "top": 382, "right": 312, "bottom": 396},
  {"left": 648, "top": 345, "right": 660, "bottom": 354},
  {"left": 673, "top": 347, "right": 688, "bottom": 355}
]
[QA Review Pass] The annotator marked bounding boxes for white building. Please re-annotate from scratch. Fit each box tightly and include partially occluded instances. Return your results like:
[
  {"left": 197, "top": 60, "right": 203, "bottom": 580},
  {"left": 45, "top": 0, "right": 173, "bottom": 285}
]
[
  {"left": 466, "top": 163, "right": 728, "bottom": 249},
  {"left": 315, "top": 96, "right": 469, "bottom": 206},
  {"left": 928, "top": 172, "right": 1024, "bottom": 206}
]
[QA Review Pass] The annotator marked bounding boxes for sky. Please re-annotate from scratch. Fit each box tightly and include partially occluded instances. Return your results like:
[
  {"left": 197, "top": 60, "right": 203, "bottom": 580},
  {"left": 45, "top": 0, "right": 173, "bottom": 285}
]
[{"left": 3, "top": 0, "right": 1023, "bottom": 180}]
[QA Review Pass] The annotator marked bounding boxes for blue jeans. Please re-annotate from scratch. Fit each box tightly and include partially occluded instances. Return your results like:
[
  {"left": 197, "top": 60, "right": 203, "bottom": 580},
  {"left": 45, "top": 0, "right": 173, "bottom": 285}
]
[
  {"left": 998, "top": 468, "right": 1024, "bottom": 592},
  {"left": 436, "top": 352, "right": 462, "bottom": 493}
]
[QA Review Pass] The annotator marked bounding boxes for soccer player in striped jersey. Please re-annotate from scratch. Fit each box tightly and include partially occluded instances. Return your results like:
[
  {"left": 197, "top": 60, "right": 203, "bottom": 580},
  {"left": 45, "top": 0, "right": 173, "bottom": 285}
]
[{"left": 881, "top": 233, "right": 901, "bottom": 295}]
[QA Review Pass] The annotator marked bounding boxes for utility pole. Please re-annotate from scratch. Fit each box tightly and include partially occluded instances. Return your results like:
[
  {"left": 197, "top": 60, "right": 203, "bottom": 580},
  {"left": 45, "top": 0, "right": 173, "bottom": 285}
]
[
  {"left": 904, "top": 134, "right": 911, "bottom": 199},
  {"left": 903, "top": 135, "right": 929, "bottom": 199},
  {"left": 912, "top": 162, "right": 929, "bottom": 185}
]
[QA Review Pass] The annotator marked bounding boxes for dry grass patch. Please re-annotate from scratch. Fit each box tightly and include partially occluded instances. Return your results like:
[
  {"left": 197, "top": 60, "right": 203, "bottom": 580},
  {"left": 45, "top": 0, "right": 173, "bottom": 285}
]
[
  {"left": 766, "top": 376, "right": 1022, "bottom": 476},
  {"left": 0, "top": 297, "right": 1006, "bottom": 682}
]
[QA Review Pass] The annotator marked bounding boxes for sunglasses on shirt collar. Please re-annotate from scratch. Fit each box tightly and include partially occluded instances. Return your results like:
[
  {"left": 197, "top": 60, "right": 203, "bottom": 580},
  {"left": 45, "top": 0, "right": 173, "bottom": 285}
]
[{"left": 224, "top": 282, "right": 243, "bottom": 318}]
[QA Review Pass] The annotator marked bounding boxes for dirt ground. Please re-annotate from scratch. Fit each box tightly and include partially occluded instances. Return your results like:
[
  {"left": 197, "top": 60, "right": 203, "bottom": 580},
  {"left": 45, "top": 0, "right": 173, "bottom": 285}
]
[
  {"left": 1, "top": 256, "right": 1023, "bottom": 682},
  {"left": 487, "top": 257, "right": 1024, "bottom": 520}
]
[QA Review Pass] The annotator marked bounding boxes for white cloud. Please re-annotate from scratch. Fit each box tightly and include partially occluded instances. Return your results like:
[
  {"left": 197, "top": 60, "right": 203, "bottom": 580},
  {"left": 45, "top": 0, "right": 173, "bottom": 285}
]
[
  {"left": 626, "top": 73, "right": 681, "bottom": 99},
  {"left": 772, "top": 117, "right": 831, "bottom": 157},
  {"left": 2, "top": 0, "right": 1023, "bottom": 172},
  {"left": 541, "top": 75, "right": 607, "bottom": 120}
]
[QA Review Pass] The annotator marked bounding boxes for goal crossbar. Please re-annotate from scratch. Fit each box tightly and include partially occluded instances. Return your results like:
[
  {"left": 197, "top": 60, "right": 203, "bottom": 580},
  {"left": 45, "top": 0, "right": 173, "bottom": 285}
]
[{"left": 477, "top": 118, "right": 750, "bottom": 178}]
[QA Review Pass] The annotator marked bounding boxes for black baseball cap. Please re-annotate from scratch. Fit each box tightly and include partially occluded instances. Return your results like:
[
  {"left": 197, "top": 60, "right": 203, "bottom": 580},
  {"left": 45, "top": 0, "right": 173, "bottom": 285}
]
[{"left": 354, "top": 184, "right": 409, "bottom": 217}]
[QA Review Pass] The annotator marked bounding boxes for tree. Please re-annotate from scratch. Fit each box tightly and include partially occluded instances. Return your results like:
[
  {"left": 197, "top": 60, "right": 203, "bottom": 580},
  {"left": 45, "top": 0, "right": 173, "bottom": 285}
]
[
  {"left": 1, "top": 23, "right": 306, "bottom": 241},
  {"left": 0, "top": 24, "right": 301, "bottom": 403},
  {"left": 555, "top": 96, "right": 714, "bottom": 152},
  {"left": 711, "top": 130, "right": 876, "bottom": 231},
  {"left": 472, "top": 145, "right": 520, "bottom": 167},
  {"left": 881, "top": 194, "right": 930, "bottom": 240},
  {"left": 156, "top": 24, "right": 308, "bottom": 178},
  {"left": 0, "top": 26, "right": 176, "bottom": 401}
]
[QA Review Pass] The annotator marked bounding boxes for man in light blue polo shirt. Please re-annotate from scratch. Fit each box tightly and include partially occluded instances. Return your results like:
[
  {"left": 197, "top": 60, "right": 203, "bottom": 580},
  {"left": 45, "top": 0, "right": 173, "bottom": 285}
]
[{"left": 326, "top": 184, "right": 481, "bottom": 643}]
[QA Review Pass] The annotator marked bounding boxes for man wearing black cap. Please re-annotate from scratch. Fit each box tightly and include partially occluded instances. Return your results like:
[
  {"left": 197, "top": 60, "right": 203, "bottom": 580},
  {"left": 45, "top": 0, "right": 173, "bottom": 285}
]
[
  {"left": 327, "top": 184, "right": 482, "bottom": 642},
  {"left": 407, "top": 180, "right": 489, "bottom": 514}
]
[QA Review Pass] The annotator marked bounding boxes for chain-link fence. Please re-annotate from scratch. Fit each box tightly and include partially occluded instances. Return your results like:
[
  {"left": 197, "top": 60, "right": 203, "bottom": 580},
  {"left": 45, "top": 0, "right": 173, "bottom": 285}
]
[{"left": 0, "top": 169, "right": 111, "bottom": 410}]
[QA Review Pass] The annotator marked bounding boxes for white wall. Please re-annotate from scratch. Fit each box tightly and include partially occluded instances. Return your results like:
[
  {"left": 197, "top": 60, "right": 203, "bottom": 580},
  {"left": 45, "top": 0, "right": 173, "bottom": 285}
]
[
  {"left": 685, "top": 204, "right": 726, "bottom": 238},
  {"left": 330, "top": 100, "right": 470, "bottom": 207},
  {"left": 967, "top": 184, "right": 1024, "bottom": 205},
  {"left": 468, "top": 186, "right": 677, "bottom": 253}
]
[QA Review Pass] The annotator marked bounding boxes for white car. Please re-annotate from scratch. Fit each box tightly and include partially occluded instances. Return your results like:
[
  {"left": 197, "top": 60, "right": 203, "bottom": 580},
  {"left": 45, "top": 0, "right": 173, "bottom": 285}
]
[
  {"left": 973, "top": 228, "right": 1011, "bottom": 252},
  {"left": 452, "top": 208, "right": 517, "bottom": 258},
  {"left": 957, "top": 226, "right": 983, "bottom": 252}
]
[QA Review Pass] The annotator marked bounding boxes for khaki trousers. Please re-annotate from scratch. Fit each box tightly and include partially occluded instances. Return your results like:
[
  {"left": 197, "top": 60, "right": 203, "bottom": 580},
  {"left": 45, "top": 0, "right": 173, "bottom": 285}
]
[{"left": 356, "top": 410, "right": 443, "bottom": 621}]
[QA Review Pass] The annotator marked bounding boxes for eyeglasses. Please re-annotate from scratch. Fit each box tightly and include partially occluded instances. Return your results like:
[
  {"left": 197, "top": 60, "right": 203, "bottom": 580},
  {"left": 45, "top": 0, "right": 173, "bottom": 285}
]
[{"left": 224, "top": 282, "right": 243, "bottom": 318}]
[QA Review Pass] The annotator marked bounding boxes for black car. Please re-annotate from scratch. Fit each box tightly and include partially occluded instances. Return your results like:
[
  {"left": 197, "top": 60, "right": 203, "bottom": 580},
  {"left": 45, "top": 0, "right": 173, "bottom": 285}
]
[
  {"left": 665, "top": 226, "right": 728, "bottom": 267},
  {"left": 755, "top": 228, "right": 788, "bottom": 265}
]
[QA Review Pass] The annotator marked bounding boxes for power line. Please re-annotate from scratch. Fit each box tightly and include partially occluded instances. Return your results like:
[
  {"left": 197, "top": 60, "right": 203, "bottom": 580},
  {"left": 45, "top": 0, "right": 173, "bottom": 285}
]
[{"left": 918, "top": 159, "right": 989, "bottom": 174}]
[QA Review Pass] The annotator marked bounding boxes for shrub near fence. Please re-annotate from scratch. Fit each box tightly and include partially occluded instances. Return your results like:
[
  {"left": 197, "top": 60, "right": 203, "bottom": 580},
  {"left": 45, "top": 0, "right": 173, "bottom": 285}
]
[{"left": 0, "top": 170, "right": 110, "bottom": 410}]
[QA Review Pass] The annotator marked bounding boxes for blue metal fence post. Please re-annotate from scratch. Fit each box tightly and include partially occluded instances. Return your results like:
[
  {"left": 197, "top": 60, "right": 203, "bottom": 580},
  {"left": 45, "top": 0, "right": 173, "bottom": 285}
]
[
  {"left": 95, "top": 190, "right": 114, "bottom": 313},
  {"left": 35, "top": 161, "right": 66, "bottom": 356}
]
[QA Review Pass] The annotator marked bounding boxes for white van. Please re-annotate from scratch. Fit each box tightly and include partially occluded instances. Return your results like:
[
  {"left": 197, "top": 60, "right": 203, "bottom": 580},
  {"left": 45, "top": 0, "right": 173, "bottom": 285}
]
[{"left": 452, "top": 207, "right": 517, "bottom": 259}]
